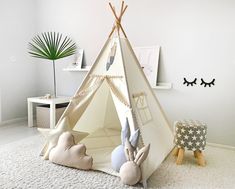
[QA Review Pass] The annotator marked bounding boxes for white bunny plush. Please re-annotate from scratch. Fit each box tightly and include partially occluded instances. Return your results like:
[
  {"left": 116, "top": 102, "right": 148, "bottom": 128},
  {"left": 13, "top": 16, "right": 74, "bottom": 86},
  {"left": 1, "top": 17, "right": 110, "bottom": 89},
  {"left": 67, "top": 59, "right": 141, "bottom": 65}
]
[
  {"left": 120, "top": 139, "right": 150, "bottom": 186},
  {"left": 111, "top": 118, "right": 140, "bottom": 172}
]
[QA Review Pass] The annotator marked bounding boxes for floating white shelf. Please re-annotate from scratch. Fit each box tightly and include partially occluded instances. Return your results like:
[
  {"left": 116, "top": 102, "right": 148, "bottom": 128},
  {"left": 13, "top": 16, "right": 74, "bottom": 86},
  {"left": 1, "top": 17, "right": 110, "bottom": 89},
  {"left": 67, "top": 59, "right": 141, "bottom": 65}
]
[
  {"left": 152, "top": 82, "right": 172, "bottom": 90},
  {"left": 63, "top": 68, "right": 90, "bottom": 72},
  {"left": 63, "top": 67, "right": 172, "bottom": 90}
]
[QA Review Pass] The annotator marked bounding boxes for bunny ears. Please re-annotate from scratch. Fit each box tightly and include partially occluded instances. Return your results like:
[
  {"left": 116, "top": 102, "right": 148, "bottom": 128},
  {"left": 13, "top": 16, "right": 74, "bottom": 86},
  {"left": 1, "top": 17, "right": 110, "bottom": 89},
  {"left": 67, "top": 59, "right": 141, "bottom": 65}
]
[
  {"left": 124, "top": 140, "right": 150, "bottom": 166},
  {"left": 121, "top": 118, "right": 140, "bottom": 148}
]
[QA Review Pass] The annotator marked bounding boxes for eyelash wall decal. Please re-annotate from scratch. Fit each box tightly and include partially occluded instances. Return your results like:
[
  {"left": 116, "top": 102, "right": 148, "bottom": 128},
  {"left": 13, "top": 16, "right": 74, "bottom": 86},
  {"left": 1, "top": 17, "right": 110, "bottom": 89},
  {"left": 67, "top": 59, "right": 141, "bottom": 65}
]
[
  {"left": 183, "top": 78, "right": 197, "bottom": 86},
  {"left": 200, "top": 78, "right": 215, "bottom": 87}
]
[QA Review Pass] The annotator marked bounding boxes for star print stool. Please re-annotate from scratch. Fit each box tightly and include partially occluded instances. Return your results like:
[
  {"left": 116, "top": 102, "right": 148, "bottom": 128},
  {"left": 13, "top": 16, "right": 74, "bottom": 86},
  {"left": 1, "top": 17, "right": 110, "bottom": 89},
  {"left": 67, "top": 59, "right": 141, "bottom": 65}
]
[{"left": 172, "top": 120, "right": 207, "bottom": 166}]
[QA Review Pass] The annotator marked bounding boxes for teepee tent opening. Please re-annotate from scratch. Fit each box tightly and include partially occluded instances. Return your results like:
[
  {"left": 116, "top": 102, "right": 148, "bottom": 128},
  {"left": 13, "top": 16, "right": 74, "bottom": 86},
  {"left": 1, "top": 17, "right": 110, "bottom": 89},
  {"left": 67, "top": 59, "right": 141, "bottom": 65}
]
[
  {"left": 71, "top": 78, "right": 132, "bottom": 175},
  {"left": 40, "top": 1, "right": 174, "bottom": 184},
  {"left": 73, "top": 80, "right": 122, "bottom": 134}
]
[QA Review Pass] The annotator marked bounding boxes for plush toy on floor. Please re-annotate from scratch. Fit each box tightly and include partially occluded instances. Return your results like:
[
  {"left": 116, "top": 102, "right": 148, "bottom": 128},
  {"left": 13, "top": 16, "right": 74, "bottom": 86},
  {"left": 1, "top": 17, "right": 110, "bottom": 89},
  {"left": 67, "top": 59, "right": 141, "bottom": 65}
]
[
  {"left": 111, "top": 118, "right": 140, "bottom": 172},
  {"left": 120, "top": 139, "right": 150, "bottom": 185},
  {"left": 49, "top": 131, "right": 93, "bottom": 170},
  {"left": 38, "top": 116, "right": 88, "bottom": 160}
]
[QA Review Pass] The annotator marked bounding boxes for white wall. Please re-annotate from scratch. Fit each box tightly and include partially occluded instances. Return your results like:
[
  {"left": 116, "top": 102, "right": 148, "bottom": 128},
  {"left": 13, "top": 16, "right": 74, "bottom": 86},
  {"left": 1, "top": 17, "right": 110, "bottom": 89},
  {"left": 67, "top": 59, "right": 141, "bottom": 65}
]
[
  {"left": 35, "top": 0, "right": 111, "bottom": 96},
  {"left": 35, "top": 0, "right": 235, "bottom": 146},
  {"left": 0, "top": 0, "right": 38, "bottom": 121},
  {"left": 2, "top": 0, "right": 234, "bottom": 146}
]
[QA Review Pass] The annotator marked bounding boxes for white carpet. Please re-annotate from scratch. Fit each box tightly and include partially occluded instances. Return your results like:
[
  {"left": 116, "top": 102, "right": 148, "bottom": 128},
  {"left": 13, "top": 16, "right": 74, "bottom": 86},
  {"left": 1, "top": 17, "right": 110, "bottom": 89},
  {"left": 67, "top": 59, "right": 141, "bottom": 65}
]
[{"left": 0, "top": 135, "right": 235, "bottom": 189}]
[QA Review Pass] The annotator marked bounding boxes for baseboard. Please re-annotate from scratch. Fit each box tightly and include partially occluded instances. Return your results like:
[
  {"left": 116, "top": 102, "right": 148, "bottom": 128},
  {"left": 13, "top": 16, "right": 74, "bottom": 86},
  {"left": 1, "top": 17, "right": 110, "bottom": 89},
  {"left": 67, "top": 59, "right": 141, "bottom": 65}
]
[
  {"left": 0, "top": 117, "right": 27, "bottom": 126},
  {"left": 0, "top": 118, "right": 234, "bottom": 151},
  {"left": 207, "top": 142, "right": 235, "bottom": 150}
]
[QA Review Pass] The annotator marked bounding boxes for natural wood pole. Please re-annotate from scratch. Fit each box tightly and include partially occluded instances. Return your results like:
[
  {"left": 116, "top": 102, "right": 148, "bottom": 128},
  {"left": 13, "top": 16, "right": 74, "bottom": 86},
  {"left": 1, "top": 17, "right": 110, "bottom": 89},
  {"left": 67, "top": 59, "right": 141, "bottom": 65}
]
[
  {"left": 108, "top": 3, "right": 119, "bottom": 37},
  {"left": 111, "top": 6, "right": 120, "bottom": 36},
  {"left": 119, "top": 24, "right": 127, "bottom": 38},
  {"left": 118, "top": 1, "right": 125, "bottom": 35},
  {"left": 117, "top": 22, "right": 120, "bottom": 36},
  {"left": 118, "top": 5, "right": 128, "bottom": 38},
  {"left": 121, "top": 5, "right": 128, "bottom": 18},
  {"left": 120, "top": 1, "right": 124, "bottom": 16},
  {"left": 109, "top": 3, "right": 119, "bottom": 22},
  {"left": 176, "top": 148, "right": 184, "bottom": 165},
  {"left": 194, "top": 150, "right": 206, "bottom": 166},
  {"left": 109, "top": 25, "right": 116, "bottom": 38},
  {"left": 116, "top": 1, "right": 124, "bottom": 36},
  {"left": 173, "top": 148, "right": 206, "bottom": 166},
  {"left": 108, "top": 1, "right": 128, "bottom": 38},
  {"left": 172, "top": 146, "right": 179, "bottom": 156}
]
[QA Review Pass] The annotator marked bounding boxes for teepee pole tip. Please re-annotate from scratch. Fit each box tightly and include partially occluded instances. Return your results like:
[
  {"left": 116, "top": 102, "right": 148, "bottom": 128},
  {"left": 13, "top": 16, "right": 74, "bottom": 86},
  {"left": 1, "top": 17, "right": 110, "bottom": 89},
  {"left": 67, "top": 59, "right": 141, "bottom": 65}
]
[{"left": 108, "top": 1, "right": 128, "bottom": 38}]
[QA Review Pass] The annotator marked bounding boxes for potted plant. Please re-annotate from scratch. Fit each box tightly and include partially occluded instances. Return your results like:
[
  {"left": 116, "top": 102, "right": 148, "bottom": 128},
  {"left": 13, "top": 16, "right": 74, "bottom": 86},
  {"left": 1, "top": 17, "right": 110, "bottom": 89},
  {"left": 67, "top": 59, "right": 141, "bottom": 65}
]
[{"left": 28, "top": 32, "right": 77, "bottom": 98}]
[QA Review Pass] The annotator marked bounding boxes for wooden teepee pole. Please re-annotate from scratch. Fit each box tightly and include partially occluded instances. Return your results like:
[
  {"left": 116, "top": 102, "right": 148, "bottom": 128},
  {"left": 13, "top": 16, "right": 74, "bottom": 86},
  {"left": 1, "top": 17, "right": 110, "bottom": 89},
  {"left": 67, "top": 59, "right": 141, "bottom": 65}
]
[
  {"left": 118, "top": 4, "right": 128, "bottom": 38},
  {"left": 118, "top": 1, "right": 124, "bottom": 35},
  {"left": 120, "top": 1, "right": 124, "bottom": 16},
  {"left": 109, "top": 4, "right": 119, "bottom": 22},
  {"left": 119, "top": 23, "right": 127, "bottom": 38},
  {"left": 109, "top": 25, "right": 116, "bottom": 38},
  {"left": 120, "top": 5, "right": 128, "bottom": 19},
  {"left": 108, "top": 1, "right": 128, "bottom": 38}
]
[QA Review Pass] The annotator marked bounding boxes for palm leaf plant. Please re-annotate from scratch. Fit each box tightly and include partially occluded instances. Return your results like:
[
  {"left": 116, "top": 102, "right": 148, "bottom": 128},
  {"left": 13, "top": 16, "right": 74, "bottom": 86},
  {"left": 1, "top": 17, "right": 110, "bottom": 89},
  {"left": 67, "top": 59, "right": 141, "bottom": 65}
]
[{"left": 28, "top": 32, "right": 77, "bottom": 98}]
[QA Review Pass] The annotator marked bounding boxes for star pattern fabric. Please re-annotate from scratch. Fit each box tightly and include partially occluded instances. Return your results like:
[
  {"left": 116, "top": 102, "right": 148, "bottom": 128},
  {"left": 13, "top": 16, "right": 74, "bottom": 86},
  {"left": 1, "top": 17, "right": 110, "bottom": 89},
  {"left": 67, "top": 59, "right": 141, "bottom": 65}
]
[{"left": 174, "top": 120, "right": 207, "bottom": 151}]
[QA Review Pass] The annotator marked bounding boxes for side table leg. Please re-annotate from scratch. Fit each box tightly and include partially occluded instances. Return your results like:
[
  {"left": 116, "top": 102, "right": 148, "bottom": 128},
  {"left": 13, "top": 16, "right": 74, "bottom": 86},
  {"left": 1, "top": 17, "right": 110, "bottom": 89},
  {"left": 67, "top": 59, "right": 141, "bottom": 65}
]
[
  {"left": 176, "top": 148, "right": 185, "bottom": 165},
  {"left": 28, "top": 101, "right": 34, "bottom": 127},
  {"left": 50, "top": 103, "right": 56, "bottom": 129}
]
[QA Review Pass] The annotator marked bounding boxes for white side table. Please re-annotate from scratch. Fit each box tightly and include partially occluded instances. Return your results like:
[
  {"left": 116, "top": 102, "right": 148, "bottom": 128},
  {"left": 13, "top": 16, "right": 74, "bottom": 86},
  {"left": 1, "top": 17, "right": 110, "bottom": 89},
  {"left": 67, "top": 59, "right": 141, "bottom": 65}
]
[{"left": 27, "top": 96, "right": 71, "bottom": 129}]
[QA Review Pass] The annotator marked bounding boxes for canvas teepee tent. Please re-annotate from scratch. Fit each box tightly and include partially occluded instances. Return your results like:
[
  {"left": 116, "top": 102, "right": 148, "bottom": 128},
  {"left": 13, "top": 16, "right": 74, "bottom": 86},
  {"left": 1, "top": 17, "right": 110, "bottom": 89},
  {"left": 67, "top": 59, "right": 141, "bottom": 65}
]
[{"left": 41, "top": 1, "right": 174, "bottom": 184}]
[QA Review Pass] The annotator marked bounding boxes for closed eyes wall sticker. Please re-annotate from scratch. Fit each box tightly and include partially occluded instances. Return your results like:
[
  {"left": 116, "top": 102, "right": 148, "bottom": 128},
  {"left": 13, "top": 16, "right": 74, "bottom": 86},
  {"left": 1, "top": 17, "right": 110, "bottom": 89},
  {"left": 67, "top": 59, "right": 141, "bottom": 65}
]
[
  {"left": 183, "top": 78, "right": 197, "bottom": 86},
  {"left": 183, "top": 77, "right": 215, "bottom": 87},
  {"left": 200, "top": 78, "right": 215, "bottom": 87}
]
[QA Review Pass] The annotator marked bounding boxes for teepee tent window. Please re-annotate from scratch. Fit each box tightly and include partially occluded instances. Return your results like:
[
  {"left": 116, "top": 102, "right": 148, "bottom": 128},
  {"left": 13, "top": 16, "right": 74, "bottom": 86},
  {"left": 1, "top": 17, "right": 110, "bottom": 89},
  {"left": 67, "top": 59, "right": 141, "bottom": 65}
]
[{"left": 133, "top": 92, "right": 152, "bottom": 125}]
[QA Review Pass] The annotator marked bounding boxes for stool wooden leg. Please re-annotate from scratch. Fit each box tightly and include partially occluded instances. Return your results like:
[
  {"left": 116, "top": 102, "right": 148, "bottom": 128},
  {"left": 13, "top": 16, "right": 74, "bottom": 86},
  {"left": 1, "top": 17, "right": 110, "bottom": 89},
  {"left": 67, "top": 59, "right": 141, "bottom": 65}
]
[
  {"left": 172, "top": 146, "right": 179, "bottom": 156},
  {"left": 194, "top": 150, "right": 206, "bottom": 166},
  {"left": 176, "top": 148, "right": 184, "bottom": 165}
]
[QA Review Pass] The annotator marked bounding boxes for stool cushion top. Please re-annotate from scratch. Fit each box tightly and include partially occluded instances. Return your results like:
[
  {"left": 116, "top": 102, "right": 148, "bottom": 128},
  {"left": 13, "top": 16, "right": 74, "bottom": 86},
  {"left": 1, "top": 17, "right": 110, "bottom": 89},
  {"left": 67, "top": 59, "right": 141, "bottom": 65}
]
[{"left": 174, "top": 120, "right": 207, "bottom": 151}]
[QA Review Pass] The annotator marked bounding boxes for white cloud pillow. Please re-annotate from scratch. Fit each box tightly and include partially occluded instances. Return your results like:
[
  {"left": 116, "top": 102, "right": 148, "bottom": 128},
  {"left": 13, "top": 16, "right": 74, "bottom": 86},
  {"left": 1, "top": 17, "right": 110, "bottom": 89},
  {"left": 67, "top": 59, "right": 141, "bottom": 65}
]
[{"left": 49, "top": 131, "right": 93, "bottom": 170}]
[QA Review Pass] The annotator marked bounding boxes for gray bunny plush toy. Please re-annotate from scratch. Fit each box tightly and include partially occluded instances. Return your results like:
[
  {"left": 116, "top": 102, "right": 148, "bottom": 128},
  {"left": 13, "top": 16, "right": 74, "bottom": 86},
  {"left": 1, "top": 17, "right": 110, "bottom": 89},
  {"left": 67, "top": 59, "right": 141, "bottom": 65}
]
[{"left": 111, "top": 118, "right": 140, "bottom": 172}]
